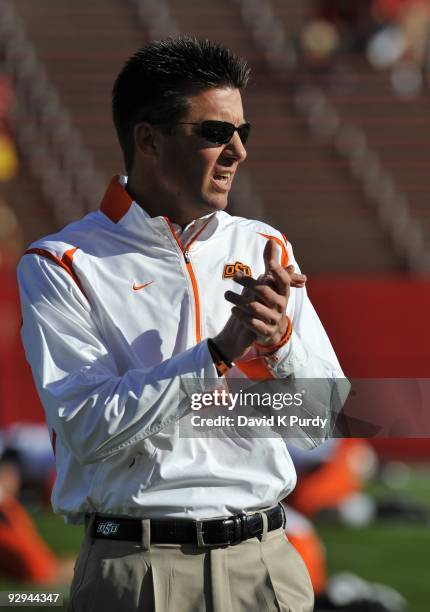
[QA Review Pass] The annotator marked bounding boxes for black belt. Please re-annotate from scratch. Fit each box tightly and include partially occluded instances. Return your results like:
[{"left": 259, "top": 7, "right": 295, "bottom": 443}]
[{"left": 90, "top": 504, "right": 284, "bottom": 547}]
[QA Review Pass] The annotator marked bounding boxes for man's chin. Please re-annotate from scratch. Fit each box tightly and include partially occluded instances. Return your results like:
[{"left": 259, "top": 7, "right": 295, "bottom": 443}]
[{"left": 202, "top": 192, "right": 229, "bottom": 213}]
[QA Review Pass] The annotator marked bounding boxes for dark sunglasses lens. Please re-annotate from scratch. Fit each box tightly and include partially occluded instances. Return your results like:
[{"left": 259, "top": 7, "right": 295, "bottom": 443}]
[
  {"left": 200, "top": 121, "right": 233, "bottom": 144},
  {"left": 237, "top": 123, "right": 251, "bottom": 144},
  {"left": 200, "top": 121, "right": 251, "bottom": 145}
]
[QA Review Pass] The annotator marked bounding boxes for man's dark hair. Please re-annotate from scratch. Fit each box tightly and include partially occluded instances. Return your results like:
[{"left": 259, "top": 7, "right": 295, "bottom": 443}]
[{"left": 112, "top": 36, "right": 250, "bottom": 173}]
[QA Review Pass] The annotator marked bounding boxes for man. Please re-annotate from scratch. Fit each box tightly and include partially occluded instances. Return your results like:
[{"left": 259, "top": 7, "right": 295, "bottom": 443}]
[{"left": 18, "top": 37, "right": 346, "bottom": 611}]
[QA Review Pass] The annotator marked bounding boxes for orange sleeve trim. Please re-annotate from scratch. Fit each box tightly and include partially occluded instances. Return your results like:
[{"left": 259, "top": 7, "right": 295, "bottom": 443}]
[
  {"left": 258, "top": 233, "right": 289, "bottom": 268},
  {"left": 100, "top": 175, "right": 133, "bottom": 223},
  {"left": 235, "top": 357, "right": 275, "bottom": 380},
  {"left": 255, "top": 316, "right": 293, "bottom": 355},
  {"left": 25, "top": 247, "right": 87, "bottom": 298}
]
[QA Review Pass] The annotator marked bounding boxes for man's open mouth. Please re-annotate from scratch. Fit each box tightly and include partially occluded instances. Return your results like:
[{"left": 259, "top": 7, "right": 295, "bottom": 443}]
[
  {"left": 211, "top": 172, "right": 233, "bottom": 191},
  {"left": 213, "top": 173, "right": 229, "bottom": 183}
]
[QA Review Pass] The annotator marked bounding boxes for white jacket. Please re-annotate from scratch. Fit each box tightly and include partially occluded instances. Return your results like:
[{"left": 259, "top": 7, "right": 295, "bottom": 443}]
[{"left": 18, "top": 176, "right": 347, "bottom": 523}]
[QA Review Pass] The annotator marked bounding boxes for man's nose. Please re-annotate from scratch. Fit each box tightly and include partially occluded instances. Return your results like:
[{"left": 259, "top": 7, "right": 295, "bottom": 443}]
[{"left": 225, "top": 131, "right": 247, "bottom": 163}]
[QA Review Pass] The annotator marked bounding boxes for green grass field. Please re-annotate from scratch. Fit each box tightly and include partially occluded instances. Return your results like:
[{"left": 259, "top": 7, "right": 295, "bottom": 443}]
[
  {"left": 0, "top": 465, "right": 429, "bottom": 611},
  {"left": 318, "top": 523, "right": 430, "bottom": 611},
  {"left": 317, "top": 464, "right": 430, "bottom": 612}
]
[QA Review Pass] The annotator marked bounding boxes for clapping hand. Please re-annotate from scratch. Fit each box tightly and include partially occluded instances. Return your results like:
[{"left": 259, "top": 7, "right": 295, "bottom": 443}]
[{"left": 212, "top": 240, "right": 306, "bottom": 362}]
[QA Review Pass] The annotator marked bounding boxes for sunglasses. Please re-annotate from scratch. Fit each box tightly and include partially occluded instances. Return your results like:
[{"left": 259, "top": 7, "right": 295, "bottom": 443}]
[{"left": 176, "top": 120, "right": 251, "bottom": 145}]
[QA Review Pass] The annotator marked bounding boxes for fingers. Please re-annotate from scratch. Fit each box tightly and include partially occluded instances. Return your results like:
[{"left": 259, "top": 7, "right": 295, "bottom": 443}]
[
  {"left": 288, "top": 266, "right": 307, "bottom": 288},
  {"left": 263, "top": 239, "right": 278, "bottom": 276},
  {"left": 231, "top": 306, "right": 284, "bottom": 339},
  {"left": 225, "top": 273, "right": 288, "bottom": 343},
  {"left": 225, "top": 289, "right": 284, "bottom": 322},
  {"left": 223, "top": 238, "right": 307, "bottom": 346},
  {"left": 262, "top": 239, "right": 290, "bottom": 295},
  {"left": 236, "top": 263, "right": 305, "bottom": 294},
  {"left": 225, "top": 281, "right": 285, "bottom": 313},
  {"left": 230, "top": 307, "right": 264, "bottom": 334},
  {"left": 264, "top": 240, "right": 307, "bottom": 291}
]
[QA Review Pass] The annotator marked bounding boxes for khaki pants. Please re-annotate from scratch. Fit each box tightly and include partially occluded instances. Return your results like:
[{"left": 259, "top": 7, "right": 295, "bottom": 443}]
[{"left": 69, "top": 515, "right": 314, "bottom": 612}]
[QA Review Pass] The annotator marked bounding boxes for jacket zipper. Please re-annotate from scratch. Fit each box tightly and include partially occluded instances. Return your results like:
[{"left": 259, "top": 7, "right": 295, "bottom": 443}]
[
  {"left": 182, "top": 248, "right": 201, "bottom": 342},
  {"left": 164, "top": 218, "right": 211, "bottom": 344}
]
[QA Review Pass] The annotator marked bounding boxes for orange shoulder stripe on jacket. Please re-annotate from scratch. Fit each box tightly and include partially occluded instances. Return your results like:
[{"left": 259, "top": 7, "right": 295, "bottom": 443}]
[
  {"left": 100, "top": 175, "right": 133, "bottom": 223},
  {"left": 24, "top": 247, "right": 87, "bottom": 298},
  {"left": 258, "top": 233, "right": 289, "bottom": 268}
]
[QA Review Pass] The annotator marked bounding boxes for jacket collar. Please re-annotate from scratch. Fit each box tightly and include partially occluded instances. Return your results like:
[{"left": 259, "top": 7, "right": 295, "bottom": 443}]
[
  {"left": 100, "top": 175, "right": 135, "bottom": 223},
  {"left": 99, "top": 175, "right": 222, "bottom": 246}
]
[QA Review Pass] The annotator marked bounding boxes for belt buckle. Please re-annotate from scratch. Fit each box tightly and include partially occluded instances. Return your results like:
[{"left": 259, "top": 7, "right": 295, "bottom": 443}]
[
  {"left": 196, "top": 520, "right": 230, "bottom": 548},
  {"left": 231, "top": 514, "right": 244, "bottom": 545},
  {"left": 196, "top": 521, "right": 206, "bottom": 547}
]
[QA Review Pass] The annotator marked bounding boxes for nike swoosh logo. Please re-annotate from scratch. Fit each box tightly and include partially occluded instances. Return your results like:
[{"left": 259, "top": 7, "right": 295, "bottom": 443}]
[{"left": 132, "top": 280, "right": 155, "bottom": 291}]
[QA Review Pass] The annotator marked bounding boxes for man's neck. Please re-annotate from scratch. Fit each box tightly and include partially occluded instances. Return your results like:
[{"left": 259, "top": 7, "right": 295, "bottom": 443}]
[{"left": 126, "top": 179, "right": 211, "bottom": 228}]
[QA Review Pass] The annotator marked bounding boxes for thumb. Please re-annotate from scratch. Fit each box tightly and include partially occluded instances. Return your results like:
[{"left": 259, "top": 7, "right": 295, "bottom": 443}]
[{"left": 263, "top": 239, "right": 279, "bottom": 275}]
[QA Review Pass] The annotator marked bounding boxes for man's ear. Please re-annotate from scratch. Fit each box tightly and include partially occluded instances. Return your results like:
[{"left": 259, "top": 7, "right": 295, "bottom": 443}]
[{"left": 134, "top": 122, "right": 158, "bottom": 156}]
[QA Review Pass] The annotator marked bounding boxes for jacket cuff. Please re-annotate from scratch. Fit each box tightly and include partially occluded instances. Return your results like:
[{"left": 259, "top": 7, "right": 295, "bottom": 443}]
[
  {"left": 254, "top": 316, "right": 293, "bottom": 355},
  {"left": 261, "top": 330, "right": 308, "bottom": 378}
]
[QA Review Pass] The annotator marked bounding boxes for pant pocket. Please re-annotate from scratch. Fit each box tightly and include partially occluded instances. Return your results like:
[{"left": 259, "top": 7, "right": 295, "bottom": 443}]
[
  {"left": 91, "top": 551, "right": 153, "bottom": 612},
  {"left": 261, "top": 530, "right": 314, "bottom": 612},
  {"left": 68, "top": 540, "right": 99, "bottom": 612}
]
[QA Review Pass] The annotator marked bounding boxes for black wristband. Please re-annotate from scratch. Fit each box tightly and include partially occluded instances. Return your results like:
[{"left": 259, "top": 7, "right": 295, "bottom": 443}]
[{"left": 207, "top": 338, "right": 233, "bottom": 375}]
